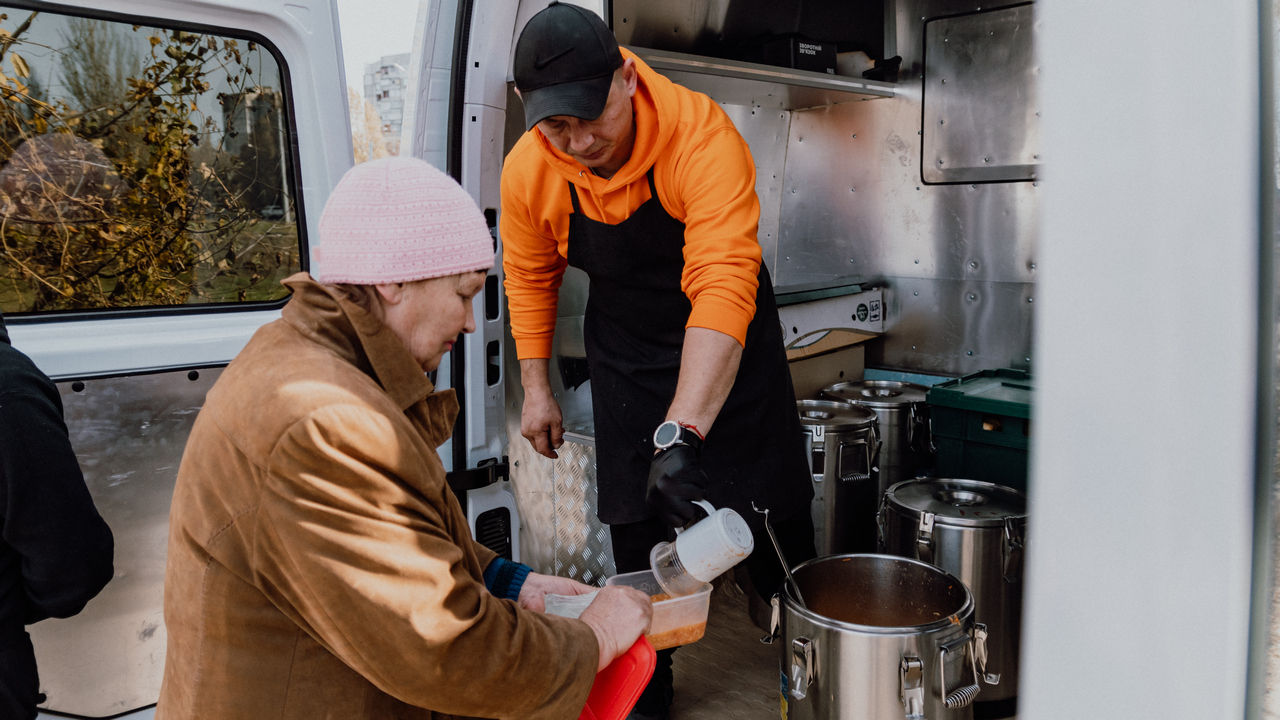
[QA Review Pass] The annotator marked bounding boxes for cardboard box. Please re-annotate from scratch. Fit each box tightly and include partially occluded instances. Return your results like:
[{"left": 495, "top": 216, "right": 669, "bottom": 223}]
[
  {"left": 762, "top": 37, "right": 837, "bottom": 75},
  {"left": 785, "top": 329, "right": 878, "bottom": 399}
]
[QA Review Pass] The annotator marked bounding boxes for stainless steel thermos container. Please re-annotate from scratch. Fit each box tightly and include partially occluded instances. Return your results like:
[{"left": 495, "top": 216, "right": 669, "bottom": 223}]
[
  {"left": 769, "top": 554, "right": 987, "bottom": 720},
  {"left": 821, "top": 381, "right": 934, "bottom": 495},
  {"left": 881, "top": 479, "right": 1026, "bottom": 708},
  {"left": 797, "top": 400, "right": 880, "bottom": 555}
]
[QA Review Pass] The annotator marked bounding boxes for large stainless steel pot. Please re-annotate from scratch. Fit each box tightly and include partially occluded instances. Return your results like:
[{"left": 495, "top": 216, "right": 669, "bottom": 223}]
[
  {"left": 880, "top": 479, "right": 1026, "bottom": 709},
  {"left": 821, "top": 381, "right": 934, "bottom": 496},
  {"left": 769, "top": 554, "right": 988, "bottom": 720},
  {"left": 798, "top": 401, "right": 880, "bottom": 555}
]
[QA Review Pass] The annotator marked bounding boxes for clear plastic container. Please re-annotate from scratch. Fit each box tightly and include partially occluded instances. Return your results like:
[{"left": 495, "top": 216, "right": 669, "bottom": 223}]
[
  {"left": 649, "top": 541, "right": 708, "bottom": 598},
  {"left": 606, "top": 570, "right": 712, "bottom": 651}
]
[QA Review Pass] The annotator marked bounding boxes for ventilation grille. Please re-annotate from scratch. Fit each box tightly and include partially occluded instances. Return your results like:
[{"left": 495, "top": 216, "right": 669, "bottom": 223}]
[{"left": 476, "top": 507, "right": 512, "bottom": 560}]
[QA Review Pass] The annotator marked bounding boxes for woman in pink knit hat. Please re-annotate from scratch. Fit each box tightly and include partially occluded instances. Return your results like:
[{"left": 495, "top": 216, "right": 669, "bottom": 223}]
[{"left": 157, "top": 157, "right": 651, "bottom": 720}]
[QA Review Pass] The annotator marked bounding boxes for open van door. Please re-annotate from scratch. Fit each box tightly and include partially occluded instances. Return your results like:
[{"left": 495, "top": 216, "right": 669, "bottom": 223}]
[
  {"left": 400, "top": 0, "right": 546, "bottom": 566},
  {"left": 0, "top": 0, "right": 349, "bottom": 716}
]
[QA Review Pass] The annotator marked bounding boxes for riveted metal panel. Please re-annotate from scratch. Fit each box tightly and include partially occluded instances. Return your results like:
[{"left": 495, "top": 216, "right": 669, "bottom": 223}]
[
  {"left": 863, "top": 277, "right": 1035, "bottom": 374},
  {"left": 922, "top": 4, "right": 1041, "bottom": 183},
  {"left": 776, "top": 94, "right": 1038, "bottom": 288},
  {"left": 718, "top": 104, "right": 791, "bottom": 275},
  {"left": 30, "top": 368, "right": 221, "bottom": 717},
  {"left": 769, "top": 0, "right": 1039, "bottom": 376}
]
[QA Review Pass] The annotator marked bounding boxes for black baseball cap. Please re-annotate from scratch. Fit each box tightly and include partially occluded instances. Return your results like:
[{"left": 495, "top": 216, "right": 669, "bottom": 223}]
[{"left": 513, "top": 2, "right": 624, "bottom": 131}]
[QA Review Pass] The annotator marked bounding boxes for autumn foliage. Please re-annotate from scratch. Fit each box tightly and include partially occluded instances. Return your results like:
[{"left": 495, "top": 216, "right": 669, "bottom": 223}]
[{"left": 0, "top": 12, "right": 300, "bottom": 314}]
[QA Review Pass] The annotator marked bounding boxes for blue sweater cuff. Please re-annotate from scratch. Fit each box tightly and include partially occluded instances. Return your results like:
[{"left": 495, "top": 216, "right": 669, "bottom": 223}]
[{"left": 483, "top": 558, "right": 532, "bottom": 601}]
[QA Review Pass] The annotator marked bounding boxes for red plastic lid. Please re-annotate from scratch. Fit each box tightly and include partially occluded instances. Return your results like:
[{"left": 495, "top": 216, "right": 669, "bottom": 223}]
[{"left": 578, "top": 637, "right": 657, "bottom": 720}]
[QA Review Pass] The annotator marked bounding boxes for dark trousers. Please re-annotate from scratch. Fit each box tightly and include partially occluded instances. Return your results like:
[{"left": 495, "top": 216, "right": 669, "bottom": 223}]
[
  {"left": 609, "top": 508, "right": 817, "bottom": 713},
  {"left": 0, "top": 633, "right": 40, "bottom": 720}
]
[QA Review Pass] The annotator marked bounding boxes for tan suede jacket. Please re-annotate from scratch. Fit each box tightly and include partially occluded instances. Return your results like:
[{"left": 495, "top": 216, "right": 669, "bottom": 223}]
[{"left": 157, "top": 274, "right": 598, "bottom": 720}]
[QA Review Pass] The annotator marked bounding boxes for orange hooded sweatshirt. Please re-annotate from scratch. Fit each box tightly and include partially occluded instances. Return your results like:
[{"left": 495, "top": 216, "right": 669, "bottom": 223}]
[{"left": 500, "top": 48, "right": 762, "bottom": 360}]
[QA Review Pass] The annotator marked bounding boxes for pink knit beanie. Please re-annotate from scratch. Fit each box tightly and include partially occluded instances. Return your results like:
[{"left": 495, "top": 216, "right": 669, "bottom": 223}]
[{"left": 314, "top": 157, "right": 494, "bottom": 284}]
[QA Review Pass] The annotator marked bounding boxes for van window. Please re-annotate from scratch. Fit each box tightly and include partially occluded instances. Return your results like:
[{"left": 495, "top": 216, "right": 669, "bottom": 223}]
[{"left": 0, "top": 9, "right": 301, "bottom": 315}]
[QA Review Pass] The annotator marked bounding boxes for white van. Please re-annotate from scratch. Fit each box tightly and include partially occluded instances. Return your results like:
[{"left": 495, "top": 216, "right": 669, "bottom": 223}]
[{"left": 0, "top": 0, "right": 1269, "bottom": 718}]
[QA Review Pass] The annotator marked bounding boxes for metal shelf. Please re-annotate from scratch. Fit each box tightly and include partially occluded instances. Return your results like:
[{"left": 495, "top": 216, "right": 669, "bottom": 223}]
[{"left": 633, "top": 48, "right": 895, "bottom": 111}]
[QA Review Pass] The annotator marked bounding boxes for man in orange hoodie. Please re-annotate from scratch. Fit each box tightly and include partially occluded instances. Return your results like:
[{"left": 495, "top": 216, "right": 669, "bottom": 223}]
[{"left": 501, "top": 6, "right": 816, "bottom": 716}]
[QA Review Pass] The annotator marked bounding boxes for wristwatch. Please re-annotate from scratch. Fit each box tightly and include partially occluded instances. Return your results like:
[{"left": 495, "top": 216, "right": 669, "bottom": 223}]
[{"left": 653, "top": 420, "right": 704, "bottom": 453}]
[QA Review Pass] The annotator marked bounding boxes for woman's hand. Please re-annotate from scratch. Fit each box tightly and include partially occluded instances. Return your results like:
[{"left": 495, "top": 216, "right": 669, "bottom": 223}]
[
  {"left": 517, "top": 572, "right": 598, "bottom": 613},
  {"left": 578, "top": 585, "right": 654, "bottom": 672}
]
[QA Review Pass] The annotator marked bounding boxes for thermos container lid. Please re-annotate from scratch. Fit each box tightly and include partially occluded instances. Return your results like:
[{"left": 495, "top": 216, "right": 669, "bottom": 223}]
[
  {"left": 821, "top": 380, "right": 928, "bottom": 409},
  {"left": 885, "top": 478, "right": 1026, "bottom": 528},
  {"left": 797, "top": 400, "right": 877, "bottom": 432}
]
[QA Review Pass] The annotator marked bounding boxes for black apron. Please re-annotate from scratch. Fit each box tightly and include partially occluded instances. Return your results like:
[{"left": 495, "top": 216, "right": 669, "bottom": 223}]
[{"left": 566, "top": 167, "right": 813, "bottom": 531}]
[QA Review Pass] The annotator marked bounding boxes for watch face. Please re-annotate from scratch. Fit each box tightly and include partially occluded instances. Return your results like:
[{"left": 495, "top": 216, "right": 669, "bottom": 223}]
[{"left": 654, "top": 422, "right": 679, "bottom": 447}]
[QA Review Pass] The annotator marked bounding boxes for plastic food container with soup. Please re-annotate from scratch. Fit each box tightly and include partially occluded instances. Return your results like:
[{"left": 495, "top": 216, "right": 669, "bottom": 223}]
[{"left": 606, "top": 570, "right": 712, "bottom": 651}]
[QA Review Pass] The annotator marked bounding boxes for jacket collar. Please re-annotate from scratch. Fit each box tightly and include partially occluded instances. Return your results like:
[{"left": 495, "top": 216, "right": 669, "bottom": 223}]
[{"left": 279, "top": 273, "right": 434, "bottom": 413}]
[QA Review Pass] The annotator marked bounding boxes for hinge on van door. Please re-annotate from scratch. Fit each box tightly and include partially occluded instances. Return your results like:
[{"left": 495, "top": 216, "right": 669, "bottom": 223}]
[{"left": 446, "top": 456, "right": 509, "bottom": 497}]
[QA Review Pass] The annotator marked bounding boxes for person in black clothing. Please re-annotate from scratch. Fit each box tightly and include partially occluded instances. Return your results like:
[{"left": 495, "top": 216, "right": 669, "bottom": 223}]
[{"left": 0, "top": 312, "right": 114, "bottom": 719}]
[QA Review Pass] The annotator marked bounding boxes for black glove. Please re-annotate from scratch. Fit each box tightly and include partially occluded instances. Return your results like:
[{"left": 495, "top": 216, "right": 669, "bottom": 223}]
[{"left": 646, "top": 444, "right": 710, "bottom": 528}]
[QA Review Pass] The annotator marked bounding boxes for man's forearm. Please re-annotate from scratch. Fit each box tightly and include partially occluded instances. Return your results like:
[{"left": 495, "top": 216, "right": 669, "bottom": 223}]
[
  {"left": 519, "top": 358, "right": 554, "bottom": 396},
  {"left": 665, "top": 327, "right": 743, "bottom": 437}
]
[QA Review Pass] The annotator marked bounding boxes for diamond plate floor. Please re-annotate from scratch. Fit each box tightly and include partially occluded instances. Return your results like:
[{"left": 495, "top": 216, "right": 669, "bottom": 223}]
[{"left": 670, "top": 581, "right": 780, "bottom": 720}]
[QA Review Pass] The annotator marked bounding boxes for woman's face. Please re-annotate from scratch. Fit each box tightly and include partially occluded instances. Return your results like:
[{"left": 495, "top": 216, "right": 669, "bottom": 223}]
[{"left": 377, "top": 271, "right": 486, "bottom": 373}]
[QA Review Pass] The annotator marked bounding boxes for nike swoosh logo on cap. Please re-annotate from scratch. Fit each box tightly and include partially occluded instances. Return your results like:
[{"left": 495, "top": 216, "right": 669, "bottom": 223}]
[{"left": 534, "top": 47, "right": 574, "bottom": 70}]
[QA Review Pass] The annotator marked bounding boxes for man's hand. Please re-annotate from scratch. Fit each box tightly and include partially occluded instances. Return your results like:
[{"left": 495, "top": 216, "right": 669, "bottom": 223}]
[
  {"left": 578, "top": 585, "right": 653, "bottom": 672},
  {"left": 521, "top": 389, "right": 564, "bottom": 459},
  {"left": 517, "top": 572, "right": 597, "bottom": 614},
  {"left": 646, "top": 445, "right": 709, "bottom": 528}
]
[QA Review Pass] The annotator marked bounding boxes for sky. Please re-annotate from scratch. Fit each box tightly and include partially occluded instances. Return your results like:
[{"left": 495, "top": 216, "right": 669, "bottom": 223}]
[{"left": 334, "top": 0, "right": 422, "bottom": 99}]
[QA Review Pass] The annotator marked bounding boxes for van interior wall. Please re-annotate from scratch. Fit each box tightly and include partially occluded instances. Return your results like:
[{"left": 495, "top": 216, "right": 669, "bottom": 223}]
[{"left": 608, "top": 0, "right": 1039, "bottom": 377}]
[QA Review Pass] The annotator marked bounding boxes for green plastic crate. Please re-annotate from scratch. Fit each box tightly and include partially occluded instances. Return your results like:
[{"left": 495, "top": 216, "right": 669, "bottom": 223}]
[{"left": 925, "top": 369, "right": 1032, "bottom": 493}]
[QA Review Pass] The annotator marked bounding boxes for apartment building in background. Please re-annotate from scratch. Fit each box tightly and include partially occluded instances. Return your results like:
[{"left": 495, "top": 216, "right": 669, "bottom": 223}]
[{"left": 362, "top": 53, "right": 411, "bottom": 156}]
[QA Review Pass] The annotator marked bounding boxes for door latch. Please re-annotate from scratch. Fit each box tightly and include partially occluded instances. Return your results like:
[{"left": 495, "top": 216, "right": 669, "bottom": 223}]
[
  {"left": 790, "top": 637, "right": 814, "bottom": 700},
  {"left": 1002, "top": 517, "right": 1024, "bottom": 583},
  {"left": 916, "top": 511, "right": 936, "bottom": 564},
  {"left": 900, "top": 655, "right": 924, "bottom": 718}
]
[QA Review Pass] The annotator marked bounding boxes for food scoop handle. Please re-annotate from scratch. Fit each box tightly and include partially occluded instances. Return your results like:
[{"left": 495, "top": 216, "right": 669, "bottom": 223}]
[{"left": 752, "top": 502, "right": 806, "bottom": 610}]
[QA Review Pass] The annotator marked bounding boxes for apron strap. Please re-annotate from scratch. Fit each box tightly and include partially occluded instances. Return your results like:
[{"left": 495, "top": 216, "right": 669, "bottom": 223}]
[
  {"left": 567, "top": 180, "right": 583, "bottom": 214},
  {"left": 566, "top": 166, "right": 660, "bottom": 216}
]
